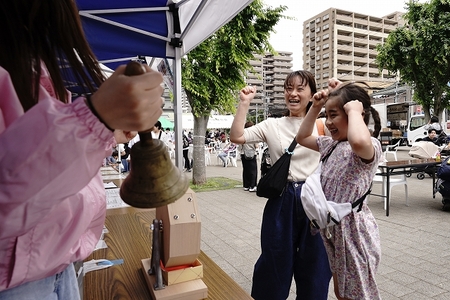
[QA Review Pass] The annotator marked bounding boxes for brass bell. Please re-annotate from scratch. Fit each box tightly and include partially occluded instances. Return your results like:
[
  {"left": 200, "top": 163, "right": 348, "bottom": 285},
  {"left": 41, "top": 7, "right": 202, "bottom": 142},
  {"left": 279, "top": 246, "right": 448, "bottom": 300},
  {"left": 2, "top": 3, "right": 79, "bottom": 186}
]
[{"left": 119, "top": 62, "right": 189, "bottom": 208}]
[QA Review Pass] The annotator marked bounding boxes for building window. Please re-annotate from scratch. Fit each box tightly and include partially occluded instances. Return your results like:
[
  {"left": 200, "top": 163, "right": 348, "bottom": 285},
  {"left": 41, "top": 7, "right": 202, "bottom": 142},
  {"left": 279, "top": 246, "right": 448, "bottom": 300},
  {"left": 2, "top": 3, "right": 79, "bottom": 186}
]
[
  {"left": 323, "top": 24, "right": 329, "bottom": 30},
  {"left": 323, "top": 62, "right": 329, "bottom": 69},
  {"left": 323, "top": 53, "right": 329, "bottom": 59},
  {"left": 316, "top": 65, "right": 321, "bottom": 70},
  {"left": 316, "top": 55, "right": 321, "bottom": 61},
  {"left": 316, "top": 74, "right": 321, "bottom": 79},
  {"left": 316, "top": 17, "right": 321, "bottom": 23},
  {"left": 323, "top": 33, "right": 329, "bottom": 40},
  {"left": 316, "top": 27, "right": 321, "bottom": 33},
  {"left": 323, "top": 14, "right": 329, "bottom": 21},
  {"left": 323, "top": 43, "right": 329, "bottom": 49},
  {"left": 323, "top": 72, "right": 329, "bottom": 78},
  {"left": 316, "top": 46, "right": 321, "bottom": 51},
  {"left": 306, "top": 50, "right": 310, "bottom": 56}
]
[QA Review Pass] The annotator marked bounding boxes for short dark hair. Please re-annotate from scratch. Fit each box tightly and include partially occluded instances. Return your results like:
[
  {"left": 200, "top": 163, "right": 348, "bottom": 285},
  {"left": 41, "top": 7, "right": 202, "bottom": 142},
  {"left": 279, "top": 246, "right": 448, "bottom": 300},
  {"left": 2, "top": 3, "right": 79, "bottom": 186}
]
[
  {"left": 283, "top": 70, "right": 317, "bottom": 114},
  {"left": 154, "top": 121, "right": 162, "bottom": 129},
  {"left": 428, "top": 128, "right": 437, "bottom": 134}
]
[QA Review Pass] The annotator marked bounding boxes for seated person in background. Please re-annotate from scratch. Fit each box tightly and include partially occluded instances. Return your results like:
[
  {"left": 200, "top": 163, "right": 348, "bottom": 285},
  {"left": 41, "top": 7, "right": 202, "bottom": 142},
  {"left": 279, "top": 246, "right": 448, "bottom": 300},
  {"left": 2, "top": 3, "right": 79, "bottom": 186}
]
[
  {"left": 422, "top": 128, "right": 439, "bottom": 144},
  {"left": 217, "top": 142, "right": 237, "bottom": 167}
]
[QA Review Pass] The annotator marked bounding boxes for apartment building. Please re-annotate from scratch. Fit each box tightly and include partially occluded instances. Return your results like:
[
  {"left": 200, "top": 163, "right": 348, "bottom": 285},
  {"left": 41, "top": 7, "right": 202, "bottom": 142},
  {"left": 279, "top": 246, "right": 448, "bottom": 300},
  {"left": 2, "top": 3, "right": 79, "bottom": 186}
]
[
  {"left": 303, "top": 8, "right": 405, "bottom": 92},
  {"left": 163, "top": 51, "right": 294, "bottom": 120},
  {"left": 246, "top": 51, "right": 293, "bottom": 117}
]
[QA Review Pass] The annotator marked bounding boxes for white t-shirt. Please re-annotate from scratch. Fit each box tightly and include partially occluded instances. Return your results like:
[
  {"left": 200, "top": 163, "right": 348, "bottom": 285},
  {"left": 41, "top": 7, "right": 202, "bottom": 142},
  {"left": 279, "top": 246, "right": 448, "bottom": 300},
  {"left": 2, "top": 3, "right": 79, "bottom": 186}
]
[{"left": 243, "top": 117, "right": 321, "bottom": 182}]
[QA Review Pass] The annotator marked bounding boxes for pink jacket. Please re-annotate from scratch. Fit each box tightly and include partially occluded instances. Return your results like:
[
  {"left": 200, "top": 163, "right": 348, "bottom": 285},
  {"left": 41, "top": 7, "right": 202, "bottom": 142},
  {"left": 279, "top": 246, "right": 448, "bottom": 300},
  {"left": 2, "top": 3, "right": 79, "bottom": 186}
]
[{"left": 0, "top": 66, "right": 115, "bottom": 291}]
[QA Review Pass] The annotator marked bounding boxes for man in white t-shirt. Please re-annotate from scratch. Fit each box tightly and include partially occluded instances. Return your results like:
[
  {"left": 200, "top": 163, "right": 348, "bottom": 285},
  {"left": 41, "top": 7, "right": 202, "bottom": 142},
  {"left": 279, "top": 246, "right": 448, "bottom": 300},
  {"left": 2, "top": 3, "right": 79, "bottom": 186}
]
[
  {"left": 128, "top": 121, "right": 170, "bottom": 148},
  {"left": 151, "top": 121, "right": 169, "bottom": 145}
]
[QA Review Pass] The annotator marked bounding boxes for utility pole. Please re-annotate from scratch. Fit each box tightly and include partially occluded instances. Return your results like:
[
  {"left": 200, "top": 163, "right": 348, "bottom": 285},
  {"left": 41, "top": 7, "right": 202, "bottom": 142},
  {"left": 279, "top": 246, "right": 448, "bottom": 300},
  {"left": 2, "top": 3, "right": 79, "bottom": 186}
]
[{"left": 395, "top": 81, "right": 398, "bottom": 103}]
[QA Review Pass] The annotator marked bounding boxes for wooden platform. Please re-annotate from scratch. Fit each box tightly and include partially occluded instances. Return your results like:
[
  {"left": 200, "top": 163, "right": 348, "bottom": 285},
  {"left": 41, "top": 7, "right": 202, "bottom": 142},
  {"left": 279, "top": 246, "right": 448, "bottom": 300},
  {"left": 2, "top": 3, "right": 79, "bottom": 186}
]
[{"left": 83, "top": 207, "right": 253, "bottom": 300}]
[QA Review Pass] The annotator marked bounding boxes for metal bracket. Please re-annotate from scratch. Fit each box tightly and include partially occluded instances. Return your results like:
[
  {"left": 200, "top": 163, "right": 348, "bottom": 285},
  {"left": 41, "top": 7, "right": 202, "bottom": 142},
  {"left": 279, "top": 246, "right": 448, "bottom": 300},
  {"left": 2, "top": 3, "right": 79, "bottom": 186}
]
[{"left": 148, "top": 219, "right": 165, "bottom": 290}]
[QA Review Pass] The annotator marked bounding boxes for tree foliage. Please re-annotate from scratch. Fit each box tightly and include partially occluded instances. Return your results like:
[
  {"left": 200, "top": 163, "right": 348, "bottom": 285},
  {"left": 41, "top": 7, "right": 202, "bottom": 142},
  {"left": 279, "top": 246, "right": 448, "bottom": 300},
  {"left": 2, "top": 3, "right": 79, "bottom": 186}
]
[
  {"left": 182, "top": 0, "right": 288, "bottom": 116},
  {"left": 181, "top": 0, "right": 287, "bottom": 184},
  {"left": 376, "top": 0, "right": 450, "bottom": 121}
]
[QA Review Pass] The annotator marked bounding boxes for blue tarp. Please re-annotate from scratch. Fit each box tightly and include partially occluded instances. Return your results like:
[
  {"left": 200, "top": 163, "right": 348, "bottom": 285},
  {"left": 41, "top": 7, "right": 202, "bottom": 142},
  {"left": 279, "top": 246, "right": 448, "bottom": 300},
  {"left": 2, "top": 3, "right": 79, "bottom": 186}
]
[
  {"left": 77, "top": 0, "right": 171, "bottom": 70},
  {"left": 73, "top": 0, "right": 254, "bottom": 166}
]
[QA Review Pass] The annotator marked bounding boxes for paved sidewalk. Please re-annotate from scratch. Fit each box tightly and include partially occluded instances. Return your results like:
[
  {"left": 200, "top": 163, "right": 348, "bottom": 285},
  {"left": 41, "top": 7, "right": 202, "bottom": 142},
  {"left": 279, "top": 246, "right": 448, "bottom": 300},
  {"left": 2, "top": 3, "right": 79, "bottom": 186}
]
[{"left": 192, "top": 149, "right": 450, "bottom": 299}]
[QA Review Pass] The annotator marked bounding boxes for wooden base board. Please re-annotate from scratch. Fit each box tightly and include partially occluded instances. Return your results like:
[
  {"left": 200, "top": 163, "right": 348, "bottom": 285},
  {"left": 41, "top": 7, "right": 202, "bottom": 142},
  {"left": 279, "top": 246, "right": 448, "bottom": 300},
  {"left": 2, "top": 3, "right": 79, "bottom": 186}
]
[{"left": 141, "top": 258, "right": 208, "bottom": 300}]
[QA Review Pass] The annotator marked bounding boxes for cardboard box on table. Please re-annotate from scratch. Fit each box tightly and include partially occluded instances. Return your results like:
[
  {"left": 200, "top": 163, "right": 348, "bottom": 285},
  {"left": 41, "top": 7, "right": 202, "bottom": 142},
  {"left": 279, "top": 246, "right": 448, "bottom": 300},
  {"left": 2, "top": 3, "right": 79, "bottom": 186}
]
[{"left": 142, "top": 188, "right": 207, "bottom": 299}]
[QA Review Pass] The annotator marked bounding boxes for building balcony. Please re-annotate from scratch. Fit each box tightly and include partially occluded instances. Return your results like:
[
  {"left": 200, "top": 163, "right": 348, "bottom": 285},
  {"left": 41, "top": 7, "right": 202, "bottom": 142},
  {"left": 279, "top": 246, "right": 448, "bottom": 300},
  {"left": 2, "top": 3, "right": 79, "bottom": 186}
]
[
  {"left": 383, "top": 24, "right": 396, "bottom": 31},
  {"left": 353, "top": 74, "right": 369, "bottom": 81},
  {"left": 335, "top": 14, "right": 353, "bottom": 23},
  {"left": 369, "top": 21, "right": 383, "bottom": 30},
  {"left": 273, "top": 80, "right": 285, "bottom": 85},
  {"left": 353, "top": 56, "right": 368, "bottom": 63},
  {"left": 337, "top": 53, "right": 354, "bottom": 61},
  {"left": 354, "top": 37, "right": 368, "bottom": 45},
  {"left": 353, "top": 47, "right": 367, "bottom": 55},
  {"left": 273, "top": 55, "right": 293, "bottom": 62},
  {"left": 337, "top": 64, "right": 353, "bottom": 72},
  {"left": 368, "top": 39, "right": 382, "bottom": 46},
  {"left": 337, "top": 45, "right": 353, "bottom": 52},
  {"left": 273, "top": 73, "right": 286, "bottom": 80},
  {"left": 337, "top": 35, "right": 353, "bottom": 43},
  {"left": 273, "top": 62, "right": 293, "bottom": 68},
  {"left": 369, "top": 67, "right": 381, "bottom": 74},
  {"left": 246, "top": 78, "right": 262, "bottom": 85},
  {"left": 355, "top": 66, "right": 369, "bottom": 73}
]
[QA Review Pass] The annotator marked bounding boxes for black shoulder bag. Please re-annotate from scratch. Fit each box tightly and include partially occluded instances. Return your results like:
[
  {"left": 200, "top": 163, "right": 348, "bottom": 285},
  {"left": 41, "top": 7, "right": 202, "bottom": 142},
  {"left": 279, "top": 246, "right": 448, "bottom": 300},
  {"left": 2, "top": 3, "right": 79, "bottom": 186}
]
[{"left": 256, "top": 138, "right": 297, "bottom": 198}]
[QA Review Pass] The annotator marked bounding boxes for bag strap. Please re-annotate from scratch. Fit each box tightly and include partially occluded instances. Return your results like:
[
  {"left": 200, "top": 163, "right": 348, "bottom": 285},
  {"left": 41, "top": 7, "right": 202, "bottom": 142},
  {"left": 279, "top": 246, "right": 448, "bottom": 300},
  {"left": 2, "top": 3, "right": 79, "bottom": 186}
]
[
  {"left": 321, "top": 142, "right": 339, "bottom": 162},
  {"left": 285, "top": 121, "right": 323, "bottom": 156},
  {"left": 351, "top": 187, "right": 372, "bottom": 211},
  {"left": 285, "top": 138, "right": 297, "bottom": 155},
  {"left": 321, "top": 141, "right": 371, "bottom": 211}
]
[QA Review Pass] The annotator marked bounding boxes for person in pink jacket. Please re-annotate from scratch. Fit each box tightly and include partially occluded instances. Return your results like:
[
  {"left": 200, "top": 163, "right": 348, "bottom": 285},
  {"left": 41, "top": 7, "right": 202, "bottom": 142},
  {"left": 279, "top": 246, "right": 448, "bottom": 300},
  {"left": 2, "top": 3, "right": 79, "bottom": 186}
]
[{"left": 0, "top": 1, "right": 164, "bottom": 299}]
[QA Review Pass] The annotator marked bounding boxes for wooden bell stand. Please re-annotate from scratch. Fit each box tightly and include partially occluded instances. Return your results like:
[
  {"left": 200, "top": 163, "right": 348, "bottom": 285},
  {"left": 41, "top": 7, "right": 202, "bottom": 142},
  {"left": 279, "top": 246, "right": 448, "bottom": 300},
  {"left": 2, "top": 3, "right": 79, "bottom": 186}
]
[{"left": 141, "top": 188, "right": 207, "bottom": 299}]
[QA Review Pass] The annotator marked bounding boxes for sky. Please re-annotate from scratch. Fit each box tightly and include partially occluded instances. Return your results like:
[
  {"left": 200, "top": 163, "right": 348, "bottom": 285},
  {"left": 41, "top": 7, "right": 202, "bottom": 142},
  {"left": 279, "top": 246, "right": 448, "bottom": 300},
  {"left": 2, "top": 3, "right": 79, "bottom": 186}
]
[{"left": 262, "top": 0, "right": 413, "bottom": 70}]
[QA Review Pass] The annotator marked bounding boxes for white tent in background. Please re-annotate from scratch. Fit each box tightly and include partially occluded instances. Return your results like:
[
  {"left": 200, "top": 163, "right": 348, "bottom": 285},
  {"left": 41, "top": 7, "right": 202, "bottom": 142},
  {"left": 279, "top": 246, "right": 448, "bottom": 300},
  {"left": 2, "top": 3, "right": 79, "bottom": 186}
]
[{"left": 182, "top": 114, "right": 234, "bottom": 129}]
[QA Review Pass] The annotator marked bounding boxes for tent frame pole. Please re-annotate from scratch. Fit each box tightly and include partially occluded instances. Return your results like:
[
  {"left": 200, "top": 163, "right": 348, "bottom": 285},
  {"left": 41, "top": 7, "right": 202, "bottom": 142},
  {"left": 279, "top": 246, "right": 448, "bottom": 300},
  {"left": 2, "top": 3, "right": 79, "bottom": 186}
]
[{"left": 173, "top": 43, "right": 184, "bottom": 169}]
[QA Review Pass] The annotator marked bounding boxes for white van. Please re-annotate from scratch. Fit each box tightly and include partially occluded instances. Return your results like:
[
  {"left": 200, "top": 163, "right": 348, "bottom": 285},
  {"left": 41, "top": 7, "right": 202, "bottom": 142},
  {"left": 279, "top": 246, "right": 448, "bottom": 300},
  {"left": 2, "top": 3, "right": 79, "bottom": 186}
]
[
  {"left": 407, "top": 114, "right": 450, "bottom": 146},
  {"left": 407, "top": 115, "right": 428, "bottom": 145}
]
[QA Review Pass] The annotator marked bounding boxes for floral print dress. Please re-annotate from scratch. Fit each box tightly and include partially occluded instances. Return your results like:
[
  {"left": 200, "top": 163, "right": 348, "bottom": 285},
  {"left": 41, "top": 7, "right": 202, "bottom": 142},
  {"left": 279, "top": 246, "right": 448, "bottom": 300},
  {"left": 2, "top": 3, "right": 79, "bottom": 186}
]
[{"left": 317, "top": 136, "right": 382, "bottom": 300}]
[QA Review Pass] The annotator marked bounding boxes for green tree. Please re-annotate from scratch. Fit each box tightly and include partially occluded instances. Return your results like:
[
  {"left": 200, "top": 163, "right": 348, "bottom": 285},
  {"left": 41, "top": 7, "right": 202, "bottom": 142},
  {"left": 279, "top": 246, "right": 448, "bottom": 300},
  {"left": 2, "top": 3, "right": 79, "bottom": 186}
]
[
  {"left": 376, "top": 0, "right": 450, "bottom": 122},
  {"left": 182, "top": 0, "right": 287, "bottom": 184}
]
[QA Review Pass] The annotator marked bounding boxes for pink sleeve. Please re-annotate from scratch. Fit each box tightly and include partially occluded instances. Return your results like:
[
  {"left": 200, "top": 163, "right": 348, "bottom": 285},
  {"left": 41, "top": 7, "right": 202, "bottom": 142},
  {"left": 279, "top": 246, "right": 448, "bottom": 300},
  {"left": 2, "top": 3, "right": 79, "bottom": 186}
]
[{"left": 0, "top": 82, "right": 115, "bottom": 222}]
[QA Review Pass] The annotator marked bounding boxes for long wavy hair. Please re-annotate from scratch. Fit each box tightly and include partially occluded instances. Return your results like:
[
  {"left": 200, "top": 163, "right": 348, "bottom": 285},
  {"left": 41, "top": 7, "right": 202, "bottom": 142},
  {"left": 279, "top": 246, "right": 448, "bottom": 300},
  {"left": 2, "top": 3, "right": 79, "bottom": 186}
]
[{"left": 0, "top": 0, "right": 105, "bottom": 111}]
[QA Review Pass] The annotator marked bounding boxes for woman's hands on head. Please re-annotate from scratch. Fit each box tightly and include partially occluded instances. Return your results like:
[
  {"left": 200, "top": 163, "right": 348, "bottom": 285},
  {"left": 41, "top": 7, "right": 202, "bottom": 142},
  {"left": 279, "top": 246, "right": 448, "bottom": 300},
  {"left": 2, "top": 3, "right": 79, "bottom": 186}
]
[{"left": 89, "top": 64, "right": 164, "bottom": 132}]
